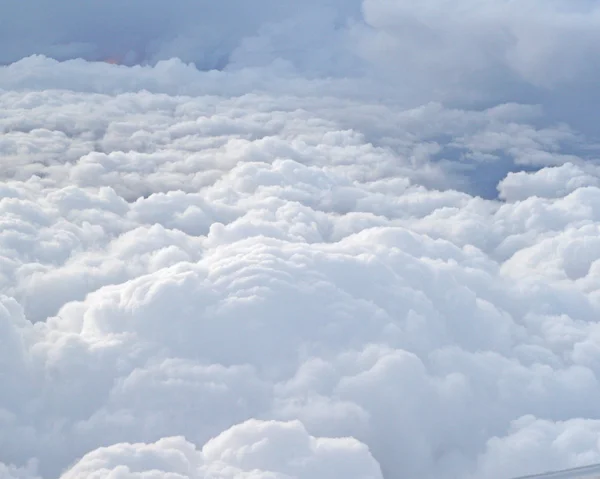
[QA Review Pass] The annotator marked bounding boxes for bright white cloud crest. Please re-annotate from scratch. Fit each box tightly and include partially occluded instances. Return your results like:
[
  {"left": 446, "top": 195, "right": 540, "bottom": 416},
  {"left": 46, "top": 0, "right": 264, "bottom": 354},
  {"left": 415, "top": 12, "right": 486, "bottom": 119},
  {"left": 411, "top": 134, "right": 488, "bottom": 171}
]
[{"left": 2, "top": 1, "right": 600, "bottom": 479}]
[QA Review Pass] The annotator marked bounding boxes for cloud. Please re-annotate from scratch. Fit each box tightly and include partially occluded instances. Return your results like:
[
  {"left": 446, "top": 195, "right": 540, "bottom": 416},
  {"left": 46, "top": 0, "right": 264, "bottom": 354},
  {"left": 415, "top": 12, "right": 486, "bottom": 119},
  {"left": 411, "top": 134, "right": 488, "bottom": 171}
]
[
  {"left": 358, "top": 0, "right": 600, "bottom": 88},
  {"left": 0, "top": 1, "right": 361, "bottom": 72},
  {"left": 2, "top": 81, "right": 600, "bottom": 478},
  {"left": 59, "top": 420, "right": 382, "bottom": 479},
  {"left": 3, "top": 0, "right": 600, "bottom": 111},
  {"left": 498, "top": 163, "right": 600, "bottom": 202},
  {"left": 2, "top": 3, "right": 600, "bottom": 479}
]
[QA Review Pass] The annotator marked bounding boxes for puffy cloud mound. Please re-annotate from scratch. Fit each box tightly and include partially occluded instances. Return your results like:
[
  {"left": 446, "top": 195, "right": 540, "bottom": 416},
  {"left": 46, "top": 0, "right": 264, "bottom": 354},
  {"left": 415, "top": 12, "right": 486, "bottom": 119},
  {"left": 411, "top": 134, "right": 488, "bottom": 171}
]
[
  {"left": 2, "top": 2, "right": 600, "bottom": 479},
  {"left": 60, "top": 420, "right": 382, "bottom": 479}
]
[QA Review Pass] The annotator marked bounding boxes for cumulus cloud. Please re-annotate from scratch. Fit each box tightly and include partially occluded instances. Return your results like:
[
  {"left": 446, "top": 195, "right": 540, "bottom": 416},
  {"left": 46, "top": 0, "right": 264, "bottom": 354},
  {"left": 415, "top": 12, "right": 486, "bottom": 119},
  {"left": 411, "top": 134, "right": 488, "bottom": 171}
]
[
  {"left": 59, "top": 420, "right": 382, "bottom": 479},
  {"left": 2, "top": 2, "right": 600, "bottom": 479}
]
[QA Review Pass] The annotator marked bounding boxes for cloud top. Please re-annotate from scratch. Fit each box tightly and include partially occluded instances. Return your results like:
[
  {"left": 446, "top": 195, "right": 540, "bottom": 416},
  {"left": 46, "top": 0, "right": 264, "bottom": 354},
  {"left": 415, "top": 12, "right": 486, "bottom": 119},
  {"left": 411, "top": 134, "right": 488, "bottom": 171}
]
[{"left": 2, "top": 2, "right": 600, "bottom": 479}]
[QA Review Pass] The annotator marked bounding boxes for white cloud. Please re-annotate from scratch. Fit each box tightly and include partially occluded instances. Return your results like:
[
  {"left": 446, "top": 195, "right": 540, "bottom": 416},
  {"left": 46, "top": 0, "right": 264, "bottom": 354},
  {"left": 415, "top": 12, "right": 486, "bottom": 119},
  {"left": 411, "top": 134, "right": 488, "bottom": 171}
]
[
  {"left": 498, "top": 163, "right": 600, "bottom": 202},
  {"left": 59, "top": 420, "right": 382, "bottom": 479},
  {"left": 2, "top": 3, "right": 600, "bottom": 479}
]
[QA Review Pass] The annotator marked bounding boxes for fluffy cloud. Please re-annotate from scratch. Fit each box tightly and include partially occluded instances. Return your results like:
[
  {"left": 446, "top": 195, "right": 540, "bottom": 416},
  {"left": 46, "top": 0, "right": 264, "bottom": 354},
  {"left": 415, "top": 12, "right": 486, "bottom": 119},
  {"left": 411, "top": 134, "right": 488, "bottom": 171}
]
[
  {"left": 59, "top": 420, "right": 382, "bottom": 479},
  {"left": 2, "top": 3, "right": 600, "bottom": 479}
]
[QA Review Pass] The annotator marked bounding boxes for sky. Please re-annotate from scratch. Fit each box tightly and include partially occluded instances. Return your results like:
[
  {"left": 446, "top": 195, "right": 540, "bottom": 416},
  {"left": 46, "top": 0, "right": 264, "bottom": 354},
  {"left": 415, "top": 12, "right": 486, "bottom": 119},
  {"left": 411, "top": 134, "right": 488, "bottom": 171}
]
[{"left": 1, "top": 1, "right": 600, "bottom": 479}]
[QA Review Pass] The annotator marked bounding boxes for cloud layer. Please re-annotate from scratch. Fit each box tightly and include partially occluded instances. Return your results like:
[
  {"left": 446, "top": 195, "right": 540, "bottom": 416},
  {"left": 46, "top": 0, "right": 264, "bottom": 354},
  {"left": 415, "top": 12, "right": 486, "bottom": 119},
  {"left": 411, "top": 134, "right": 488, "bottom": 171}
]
[
  {"left": 2, "top": 2, "right": 600, "bottom": 479},
  {"left": 4, "top": 0, "right": 600, "bottom": 109}
]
